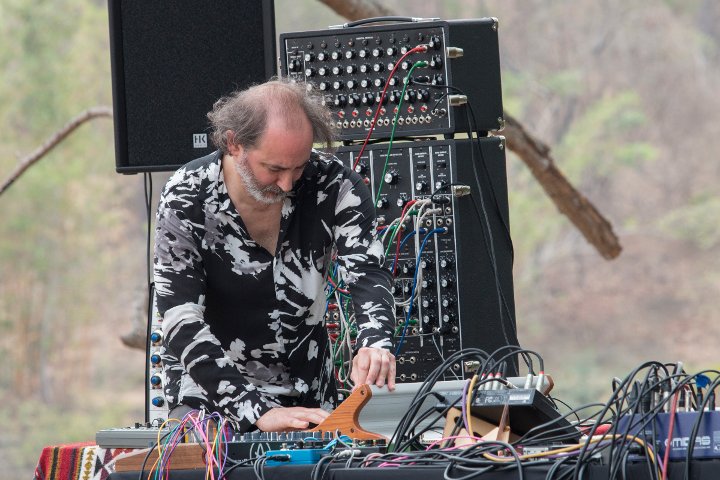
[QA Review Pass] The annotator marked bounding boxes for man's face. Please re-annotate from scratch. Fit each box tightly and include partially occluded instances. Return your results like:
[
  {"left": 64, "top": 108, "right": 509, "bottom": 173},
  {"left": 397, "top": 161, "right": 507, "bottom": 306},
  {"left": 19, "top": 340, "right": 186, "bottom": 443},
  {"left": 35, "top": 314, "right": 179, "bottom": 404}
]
[{"left": 229, "top": 116, "right": 313, "bottom": 205}]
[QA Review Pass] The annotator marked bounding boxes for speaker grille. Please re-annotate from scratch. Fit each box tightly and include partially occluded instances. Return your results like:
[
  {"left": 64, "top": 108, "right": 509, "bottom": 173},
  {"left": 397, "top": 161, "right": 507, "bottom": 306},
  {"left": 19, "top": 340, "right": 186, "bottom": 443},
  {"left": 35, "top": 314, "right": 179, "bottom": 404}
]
[{"left": 109, "top": 0, "right": 276, "bottom": 173}]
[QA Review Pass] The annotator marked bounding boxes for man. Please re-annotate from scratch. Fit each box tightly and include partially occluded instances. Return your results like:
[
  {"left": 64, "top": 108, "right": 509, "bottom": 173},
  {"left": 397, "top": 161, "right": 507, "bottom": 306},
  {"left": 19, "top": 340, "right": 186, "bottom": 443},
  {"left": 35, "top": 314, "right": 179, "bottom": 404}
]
[{"left": 154, "top": 80, "right": 396, "bottom": 433}]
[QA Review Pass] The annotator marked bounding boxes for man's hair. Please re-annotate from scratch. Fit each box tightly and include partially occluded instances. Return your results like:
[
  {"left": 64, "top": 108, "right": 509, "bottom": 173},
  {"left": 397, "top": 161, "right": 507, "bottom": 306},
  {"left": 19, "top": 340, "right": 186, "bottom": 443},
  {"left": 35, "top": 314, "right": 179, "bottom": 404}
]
[{"left": 207, "top": 78, "right": 336, "bottom": 154}]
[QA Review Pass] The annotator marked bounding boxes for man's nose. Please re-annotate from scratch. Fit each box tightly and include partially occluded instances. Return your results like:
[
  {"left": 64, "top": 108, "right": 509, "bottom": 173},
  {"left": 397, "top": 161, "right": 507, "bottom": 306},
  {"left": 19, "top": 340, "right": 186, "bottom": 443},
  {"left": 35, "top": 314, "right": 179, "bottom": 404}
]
[{"left": 276, "top": 172, "right": 294, "bottom": 192}]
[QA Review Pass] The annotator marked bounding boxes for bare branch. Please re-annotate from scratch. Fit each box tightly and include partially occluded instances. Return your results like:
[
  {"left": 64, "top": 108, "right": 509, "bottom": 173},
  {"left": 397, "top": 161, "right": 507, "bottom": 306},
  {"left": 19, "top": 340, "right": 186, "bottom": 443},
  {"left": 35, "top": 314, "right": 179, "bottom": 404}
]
[
  {"left": 0, "top": 106, "right": 113, "bottom": 196},
  {"left": 503, "top": 113, "right": 622, "bottom": 259},
  {"left": 317, "top": 0, "right": 393, "bottom": 21}
]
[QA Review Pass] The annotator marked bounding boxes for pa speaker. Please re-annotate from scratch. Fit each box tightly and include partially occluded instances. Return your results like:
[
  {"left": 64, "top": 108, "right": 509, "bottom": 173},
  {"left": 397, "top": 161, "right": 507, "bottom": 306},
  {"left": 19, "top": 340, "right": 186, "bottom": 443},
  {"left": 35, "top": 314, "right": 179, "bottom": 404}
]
[{"left": 108, "top": 0, "right": 276, "bottom": 174}]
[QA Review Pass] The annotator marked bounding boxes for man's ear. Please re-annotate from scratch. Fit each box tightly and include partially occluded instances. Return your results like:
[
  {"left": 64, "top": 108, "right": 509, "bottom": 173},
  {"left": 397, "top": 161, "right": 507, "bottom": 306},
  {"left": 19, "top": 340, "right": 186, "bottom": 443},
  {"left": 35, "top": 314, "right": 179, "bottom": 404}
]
[{"left": 226, "top": 131, "right": 242, "bottom": 156}]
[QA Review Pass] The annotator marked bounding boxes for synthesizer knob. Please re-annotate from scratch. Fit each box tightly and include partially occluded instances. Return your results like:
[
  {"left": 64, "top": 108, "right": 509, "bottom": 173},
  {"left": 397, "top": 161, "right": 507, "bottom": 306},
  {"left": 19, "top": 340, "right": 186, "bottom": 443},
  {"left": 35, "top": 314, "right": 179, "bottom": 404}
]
[
  {"left": 331, "top": 50, "right": 342, "bottom": 60},
  {"left": 430, "top": 55, "right": 443, "bottom": 69},
  {"left": 421, "top": 277, "right": 435, "bottom": 289},
  {"left": 404, "top": 90, "right": 418, "bottom": 103},
  {"left": 331, "top": 66, "right": 342, "bottom": 76},
  {"left": 348, "top": 93, "right": 361, "bottom": 105},
  {"left": 362, "top": 93, "right": 375, "bottom": 106},
  {"left": 150, "top": 330, "right": 163, "bottom": 345},
  {"left": 384, "top": 171, "right": 399, "bottom": 185},
  {"left": 345, "top": 50, "right": 356, "bottom": 59},
  {"left": 429, "top": 35, "right": 442, "bottom": 49},
  {"left": 333, "top": 94, "right": 347, "bottom": 107},
  {"left": 354, "top": 162, "right": 368, "bottom": 174},
  {"left": 403, "top": 282, "right": 412, "bottom": 294},
  {"left": 150, "top": 375, "right": 162, "bottom": 387},
  {"left": 391, "top": 281, "right": 402, "bottom": 295},
  {"left": 440, "top": 257, "right": 453, "bottom": 269},
  {"left": 418, "top": 89, "right": 430, "bottom": 102},
  {"left": 432, "top": 74, "right": 444, "bottom": 85},
  {"left": 420, "top": 258, "right": 432, "bottom": 269},
  {"left": 359, "top": 78, "right": 371, "bottom": 88},
  {"left": 415, "top": 181, "right": 428, "bottom": 193},
  {"left": 421, "top": 296, "right": 436, "bottom": 308},
  {"left": 372, "top": 47, "right": 383, "bottom": 58},
  {"left": 400, "top": 261, "right": 414, "bottom": 276},
  {"left": 359, "top": 64, "right": 371, "bottom": 74},
  {"left": 150, "top": 353, "right": 162, "bottom": 365},
  {"left": 332, "top": 81, "right": 343, "bottom": 91},
  {"left": 318, "top": 66, "right": 329, "bottom": 76},
  {"left": 376, "top": 197, "right": 388, "bottom": 209},
  {"left": 442, "top": 312, "right": 456, "bottom": 323},
  {"left": 401, "top": 60, "right": 411, "bottom": 70},
  {"left": 386, "top": 46, "right": 397, "bottom": 56},
  {"left": 317, "top": 51, "right": 328, "bottom": 61},
  {"left": 388, "top": 77, "right": 399, "bottom": 87},
  {"left": 304, "top": 68, "right": 316, "bottom": 78},
  {"left": 345, "top": 64, "right": 357, "bottom": 74},
  {"left": 318, "top": 81, "right": 329, "bottom": 91},
  {"left": 346, "top": 80, "right": 358, "bottom": 90},
  {"left": 151, "top": 396, "right": 165, "bottom": 407},
  {"left": 372, "top": 63, "right": 385, "bottom": 73},
  {"left": 441, "top": 296, "right": 455, "bottom": 308},
  {"left": 440, "top": 276, "right": 454, "bottom": 288},
  {"left": 389, "top": 90, "right": 402, "bottom": 104},
  {"left": 373, "top": 78, "right": 385, "bottom": 88},
  {"left": 304, "top": 53, "right": 315, "bottom": 62},
  {"left": 358, "top": 48, "right": 369, "bottom": 59},
  {"left": 396, "top": 194, "right": 409, "bottom": 208},
  {"left": 400, "top": 46, "right": 410, "bottom": 55}
]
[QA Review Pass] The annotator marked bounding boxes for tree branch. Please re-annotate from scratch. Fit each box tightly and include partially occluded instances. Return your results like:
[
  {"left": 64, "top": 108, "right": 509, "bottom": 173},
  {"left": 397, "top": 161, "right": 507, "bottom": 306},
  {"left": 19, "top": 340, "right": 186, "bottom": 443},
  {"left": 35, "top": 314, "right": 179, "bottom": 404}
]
[
  {"left": 317, "top": 0, "right": 394, "bottom": 21},
  {"left": 0, "top": 106, "right": 113, "bottom": 196},
  {"left": 318, "top": 0, "right": 621, "bottom": 259},
  {"left": 503, "top": 113, "right": 621, "bottom": 259}
]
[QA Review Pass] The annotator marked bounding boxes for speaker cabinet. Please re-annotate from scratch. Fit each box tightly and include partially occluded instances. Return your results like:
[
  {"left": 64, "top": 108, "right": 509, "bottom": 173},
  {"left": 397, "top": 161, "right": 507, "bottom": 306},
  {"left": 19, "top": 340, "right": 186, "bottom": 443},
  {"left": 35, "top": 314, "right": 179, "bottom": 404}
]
[{"left": 108, "top": 0, "right": 276, "bottom": 174}]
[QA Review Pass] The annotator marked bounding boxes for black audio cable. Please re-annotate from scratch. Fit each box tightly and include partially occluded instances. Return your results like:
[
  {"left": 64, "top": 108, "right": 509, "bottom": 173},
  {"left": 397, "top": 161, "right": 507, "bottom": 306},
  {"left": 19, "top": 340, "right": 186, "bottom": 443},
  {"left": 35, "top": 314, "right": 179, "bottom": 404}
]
[{"left": 143, "top": 171, "right": 154, "bottom": 424}]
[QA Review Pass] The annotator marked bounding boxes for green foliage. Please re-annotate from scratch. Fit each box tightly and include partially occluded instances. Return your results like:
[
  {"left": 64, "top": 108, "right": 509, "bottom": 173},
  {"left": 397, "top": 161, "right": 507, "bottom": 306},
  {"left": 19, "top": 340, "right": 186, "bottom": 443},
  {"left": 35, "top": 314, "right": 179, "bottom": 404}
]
[
  {"left": 656, "top": 195, "right": 720, "bottom": 249},
  {"left": 543, "top": 69, "right": 584, "bottom": 97},
  {"left": 556, "top": 90, "right": 659, "bottom": 181}
]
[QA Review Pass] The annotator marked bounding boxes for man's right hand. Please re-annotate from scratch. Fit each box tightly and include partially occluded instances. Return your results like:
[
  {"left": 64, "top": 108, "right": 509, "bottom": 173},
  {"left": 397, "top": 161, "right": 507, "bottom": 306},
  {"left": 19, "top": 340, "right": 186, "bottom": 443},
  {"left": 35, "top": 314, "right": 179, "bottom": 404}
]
[{"left": 255, "top": 407, "right": 330, "bottom": 432}]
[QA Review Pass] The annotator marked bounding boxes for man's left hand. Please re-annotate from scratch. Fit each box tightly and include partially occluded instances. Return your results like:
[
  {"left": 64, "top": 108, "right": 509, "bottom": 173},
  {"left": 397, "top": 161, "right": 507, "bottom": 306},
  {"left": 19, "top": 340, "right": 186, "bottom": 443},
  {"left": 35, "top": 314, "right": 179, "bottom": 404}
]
[{"left": 351, "top": 347, "right": 396, "bottom": 391}]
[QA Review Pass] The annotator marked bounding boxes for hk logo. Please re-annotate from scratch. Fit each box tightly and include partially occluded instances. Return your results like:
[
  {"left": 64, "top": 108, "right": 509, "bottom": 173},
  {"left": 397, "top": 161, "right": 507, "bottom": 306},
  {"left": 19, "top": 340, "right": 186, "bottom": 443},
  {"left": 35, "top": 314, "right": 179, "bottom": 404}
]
[{"left": 193, "top": 134, "right": 208, "bottom": 148}]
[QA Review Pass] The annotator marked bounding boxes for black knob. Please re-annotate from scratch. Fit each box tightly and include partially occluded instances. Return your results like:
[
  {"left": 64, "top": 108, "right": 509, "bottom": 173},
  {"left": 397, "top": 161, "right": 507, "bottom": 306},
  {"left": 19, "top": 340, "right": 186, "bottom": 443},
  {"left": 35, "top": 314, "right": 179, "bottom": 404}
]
[
  {"left": 384, "top": 171, "right": 399, "bottom": 185},
  {"left": 318, "top": 66, "right": 329, "bottom": 76},
  {"left": 401, "top": 60, "right": 411, "bottom": 70},
  {"left": 304, "top": 53, "right": 315, "bottom": 62},
  {"left": 362, "top": 93, "right": 375, "bottom": 105},
  {"left": 360, "top": 64, "right": 371, "bottom": 74},
  {"left": 331, "top": 50, "right": 343, "bottom": 60},
  {"left": 331, "top": 66, "right": 342, "bottom": 76},
  {"left": 355, "top": 162, "right": 368, "bottom": 174},
  {"left": 440, "top": 257, "right": 453, "bottom": 269},
  {"left": 332, "top": 81, "right": 343, "bottom": 91},
  {"left": 304, "top": 68, "right": 316, "bottom": 77},
  {"left": 440, "top": 277, "right": 454, "bottom": 288},
  {"left": 373, "top": 63, "right": 384, "bottom": 73},
  {"left": 421, "top": 277, "right": 434, "bottom": 289},
  {"left": 318, "top": 81, "right": 329, "bottom": 91},
  {"left": 429, "top": 35, "right": 442, "bottom": 49},
  {"left": 345, "top": 64, "right": 357, "bottom": 74},
  {"left": 390, "top": 90, "right": 402, "bottom": 104},
  {"left": 396, "top": 194, "right": 409, "bottom": 208},
  {"left": 374, "top": 78, "right": 385, "bottom": 88},
  {"left": 376, "top": 198, "right": 388, "bottom": 209},
  {"left": 348, "top": 93, "right": 361, "bottom": 105},
  {"left": 334, "top": 95, "right": 347, "bottom": 107},
  {"left": 421, "top": 296, "right": 436, "bottom": 308},
  {"left": 404, "top": 90, "right": 417, "bottom": 103},
  {"left": 346, "top": 80, "right": 358, "bottom": 90},
  {"left": 401, "top": 261, "right": 415, "bottom": 275},
  {"left": 372, "top": 48, "right": 383, "bottom": 58},
  {"left": 415, "top": 181, "right": 428, "bottom": 192},
  {"left": 386, "top": 46, "right": 397, "bottom": 56},
  {"left": 345, "top": 50, "right": 356, "bottom": 59},
  {"left": 441, "top": 296, "right": 455, "bottom": 308},
  {"left": 430, "top": 56, "right": 443, "bottom": 69},
  {"left": 418, "top": 89, "right": 430, "bottom": 102},
  {"left": 358, "top": 48, "right": 369, "bottom": 59},
  {"left": 360, "top": 78, "right": 372, "bottom": 88},
  {"left": 317, "top": 52, "right": 328, "bottom": 61}
]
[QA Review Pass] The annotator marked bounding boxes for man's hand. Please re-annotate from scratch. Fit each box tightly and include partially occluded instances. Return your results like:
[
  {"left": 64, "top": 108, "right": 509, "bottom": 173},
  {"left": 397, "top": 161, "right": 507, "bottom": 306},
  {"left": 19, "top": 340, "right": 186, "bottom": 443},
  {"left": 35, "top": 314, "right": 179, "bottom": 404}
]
[
  {"left": 255, "top": 407, "right": 330, "bottom": 432},
  {"left": 351, "top": 347, "right": 396, "bottom": 391}
]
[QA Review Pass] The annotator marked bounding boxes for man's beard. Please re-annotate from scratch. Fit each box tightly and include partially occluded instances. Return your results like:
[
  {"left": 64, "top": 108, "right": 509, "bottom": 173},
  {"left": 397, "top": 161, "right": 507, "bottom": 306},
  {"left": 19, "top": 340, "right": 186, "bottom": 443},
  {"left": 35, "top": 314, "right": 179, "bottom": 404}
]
[{"left": 234, "top": 152, "right": 288, "bottom": 205}]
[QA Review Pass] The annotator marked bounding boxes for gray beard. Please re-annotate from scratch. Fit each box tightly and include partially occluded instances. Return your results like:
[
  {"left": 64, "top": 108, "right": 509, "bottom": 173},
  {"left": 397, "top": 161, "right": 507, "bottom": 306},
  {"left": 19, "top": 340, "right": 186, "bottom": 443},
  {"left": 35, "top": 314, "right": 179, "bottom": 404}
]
[{"left": 234, "top": 153, "right": 287, "bottom": 205}]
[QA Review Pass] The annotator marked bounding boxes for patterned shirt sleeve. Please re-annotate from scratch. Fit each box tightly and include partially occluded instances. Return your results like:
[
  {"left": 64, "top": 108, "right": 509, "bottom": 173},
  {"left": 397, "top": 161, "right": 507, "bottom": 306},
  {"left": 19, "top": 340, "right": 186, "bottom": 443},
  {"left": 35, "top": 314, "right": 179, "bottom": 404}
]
[
  {"left": 154, "top": 167, "right": 278, "bottom": 432},
  {"left": 332, "top": 169, "right": 395, "bottom": 352}
]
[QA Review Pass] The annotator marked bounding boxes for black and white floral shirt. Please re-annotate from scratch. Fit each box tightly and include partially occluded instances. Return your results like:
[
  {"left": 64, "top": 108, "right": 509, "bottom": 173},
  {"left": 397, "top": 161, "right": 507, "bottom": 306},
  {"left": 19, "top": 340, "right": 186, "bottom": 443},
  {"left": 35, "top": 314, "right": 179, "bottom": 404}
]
[{"left": 154, "top": 150, "right": 394, "bottom": 432}]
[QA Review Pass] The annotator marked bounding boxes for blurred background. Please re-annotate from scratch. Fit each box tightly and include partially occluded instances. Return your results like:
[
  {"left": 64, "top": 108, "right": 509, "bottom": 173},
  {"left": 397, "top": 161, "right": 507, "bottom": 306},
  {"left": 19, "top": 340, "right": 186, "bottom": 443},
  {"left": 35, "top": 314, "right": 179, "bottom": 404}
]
[{"left": 1, "top": 0, "right": 719, "bottom": 476}]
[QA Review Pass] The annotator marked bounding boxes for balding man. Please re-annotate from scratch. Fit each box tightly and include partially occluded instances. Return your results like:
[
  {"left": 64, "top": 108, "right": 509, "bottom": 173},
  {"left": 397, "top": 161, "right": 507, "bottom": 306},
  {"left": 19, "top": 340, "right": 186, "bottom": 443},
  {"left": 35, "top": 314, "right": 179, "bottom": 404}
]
[{"left": 154, "top": 79, "right": 395, "bottom": 433}]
